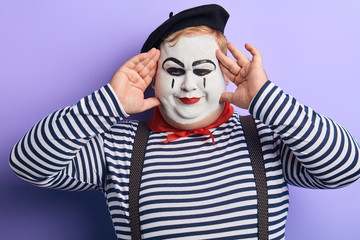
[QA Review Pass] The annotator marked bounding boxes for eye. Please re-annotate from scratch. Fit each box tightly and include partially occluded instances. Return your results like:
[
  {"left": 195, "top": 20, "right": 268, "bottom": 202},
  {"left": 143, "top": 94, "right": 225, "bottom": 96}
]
[
  {"left": 166, "top": 67, "right": 185, "bottom": 76},
  {"left": 193, "top": 69, "right": 212, "bottom": 76}
]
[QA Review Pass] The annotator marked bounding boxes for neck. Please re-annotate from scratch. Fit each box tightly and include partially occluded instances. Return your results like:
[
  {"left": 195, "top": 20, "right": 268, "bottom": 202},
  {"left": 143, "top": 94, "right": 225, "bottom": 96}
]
[{"left": 159, "top": 103, "right": 225, "bottom": 130}]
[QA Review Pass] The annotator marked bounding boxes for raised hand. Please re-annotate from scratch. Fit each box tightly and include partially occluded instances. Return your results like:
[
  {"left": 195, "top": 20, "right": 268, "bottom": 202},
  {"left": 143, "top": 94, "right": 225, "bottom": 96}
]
[
  {"left": 110, "top": 48, "right": 161, "bottom": 114},
  {"left": 216, "top": 42, "right": 268, "bottom": 109}
]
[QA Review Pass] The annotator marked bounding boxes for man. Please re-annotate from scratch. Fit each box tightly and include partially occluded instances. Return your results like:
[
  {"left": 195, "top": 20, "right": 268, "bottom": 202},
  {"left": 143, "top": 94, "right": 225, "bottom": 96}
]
[{"left": 10, "top": 4, "right": 360, "bottom": 240}]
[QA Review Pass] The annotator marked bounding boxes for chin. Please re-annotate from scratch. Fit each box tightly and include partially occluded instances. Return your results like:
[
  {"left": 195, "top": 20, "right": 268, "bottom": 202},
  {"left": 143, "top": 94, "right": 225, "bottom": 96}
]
[{"left": 161, "top": 104, "right": 224, "bottom": 130}]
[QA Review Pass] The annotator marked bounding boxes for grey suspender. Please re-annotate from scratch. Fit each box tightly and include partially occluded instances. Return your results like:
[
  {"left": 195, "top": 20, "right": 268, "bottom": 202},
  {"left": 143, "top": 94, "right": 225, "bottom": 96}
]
[
  {"left": 129, "top": 122, "right": 150, "bottom": 240},
  {"left": 240, "top": 115, "right": 269, "bottom": 240},
  {"left": 129, "top": 116, "right": 268, "bottom": 240}
]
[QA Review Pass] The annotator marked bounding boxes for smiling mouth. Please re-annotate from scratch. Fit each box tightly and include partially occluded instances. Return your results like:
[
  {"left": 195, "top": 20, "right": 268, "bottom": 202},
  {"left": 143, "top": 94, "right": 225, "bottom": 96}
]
[{"left": 179, "top": 97, "right": 200, "bottom": 104}]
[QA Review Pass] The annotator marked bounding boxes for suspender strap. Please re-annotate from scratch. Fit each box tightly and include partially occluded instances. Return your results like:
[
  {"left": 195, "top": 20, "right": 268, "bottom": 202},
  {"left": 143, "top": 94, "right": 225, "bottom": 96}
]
[
  {"left": 129, "top": 122, "right": 150, "bottom": 240},
  {"left": 240, "top": 115, "right": 269, "bottom": 240},
  {"left": 129, "top": 117, "right": 267, "bottom": 239}
]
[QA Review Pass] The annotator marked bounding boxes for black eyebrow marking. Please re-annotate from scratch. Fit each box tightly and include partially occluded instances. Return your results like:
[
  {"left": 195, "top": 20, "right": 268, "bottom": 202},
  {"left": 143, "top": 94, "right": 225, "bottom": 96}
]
[
  {"left": 162, "top": 57, "right": 184, "bottom": 69},
  {"left": 192, "top": 59, "right": 216, "bottom": 69}
]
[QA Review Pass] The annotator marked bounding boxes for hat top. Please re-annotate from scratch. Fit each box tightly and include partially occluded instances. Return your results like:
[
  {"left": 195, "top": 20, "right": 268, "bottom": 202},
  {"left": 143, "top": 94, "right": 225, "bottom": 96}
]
[{"left": 141, "top": 4, "right": 229, "bottom": 53}]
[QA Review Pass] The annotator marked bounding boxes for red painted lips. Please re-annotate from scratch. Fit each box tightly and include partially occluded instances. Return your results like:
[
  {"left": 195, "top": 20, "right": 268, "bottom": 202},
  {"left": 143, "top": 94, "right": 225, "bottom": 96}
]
[{"left": 179, "top": 97, "right": 200, "bottom": 104}]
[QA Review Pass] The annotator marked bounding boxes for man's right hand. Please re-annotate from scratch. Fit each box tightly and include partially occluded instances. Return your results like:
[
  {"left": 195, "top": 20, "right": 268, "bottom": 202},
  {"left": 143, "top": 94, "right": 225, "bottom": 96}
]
[{"left": 110, "top": 48, "right": 161, "bottom": 114}]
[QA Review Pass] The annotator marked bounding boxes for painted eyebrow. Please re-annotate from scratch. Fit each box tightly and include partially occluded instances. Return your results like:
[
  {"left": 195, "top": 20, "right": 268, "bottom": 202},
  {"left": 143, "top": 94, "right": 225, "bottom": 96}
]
[
  {"left": 162, "top": 57, "right": 185, "bottom": 68},
  {"left": 192, "top": 59, "right": 216, "bottom": 69}
]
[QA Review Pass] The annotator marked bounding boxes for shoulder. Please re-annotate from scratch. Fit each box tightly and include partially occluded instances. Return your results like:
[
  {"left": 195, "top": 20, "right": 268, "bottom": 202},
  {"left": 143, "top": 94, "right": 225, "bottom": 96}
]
[
  {"left": 233, "top": 112, "right": 276, "bottom": 139},
  {"left": 103, "top": 120, "right": 140, "bottom": 141}
]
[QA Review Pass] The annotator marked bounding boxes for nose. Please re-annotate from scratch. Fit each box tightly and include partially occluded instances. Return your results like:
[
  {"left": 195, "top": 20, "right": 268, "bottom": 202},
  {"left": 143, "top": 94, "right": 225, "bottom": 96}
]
[{"left": 181, "top": 72, "right": 197, "bottom": 92}]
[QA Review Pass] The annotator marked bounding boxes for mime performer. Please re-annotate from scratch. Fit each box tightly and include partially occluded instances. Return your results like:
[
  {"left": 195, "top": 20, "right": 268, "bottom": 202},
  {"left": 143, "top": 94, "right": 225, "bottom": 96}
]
[{"left": 10, "top": 4, "right": 360, "bottom": 240}]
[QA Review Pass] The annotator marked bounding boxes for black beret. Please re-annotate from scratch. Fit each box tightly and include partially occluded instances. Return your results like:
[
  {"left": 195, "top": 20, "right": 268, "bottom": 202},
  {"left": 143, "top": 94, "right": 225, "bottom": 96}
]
[{"left": 141, "top": 4, "right": 229, "bottom": 53}]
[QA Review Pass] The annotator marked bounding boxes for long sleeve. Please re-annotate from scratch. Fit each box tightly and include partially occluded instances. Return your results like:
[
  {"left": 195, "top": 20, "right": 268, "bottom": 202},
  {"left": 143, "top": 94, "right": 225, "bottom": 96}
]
[
  {"left": 249, "top": 81, "right": 360, "bottom": 188},
  {"left": 9, "top": 84, "right": 128, "bottom": 191}
]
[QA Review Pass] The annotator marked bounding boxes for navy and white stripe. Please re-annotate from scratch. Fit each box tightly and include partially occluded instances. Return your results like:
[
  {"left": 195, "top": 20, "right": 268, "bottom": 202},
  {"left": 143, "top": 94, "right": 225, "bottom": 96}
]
[{"left": 10, "top": 81, "right": 360, "bottom": 239}]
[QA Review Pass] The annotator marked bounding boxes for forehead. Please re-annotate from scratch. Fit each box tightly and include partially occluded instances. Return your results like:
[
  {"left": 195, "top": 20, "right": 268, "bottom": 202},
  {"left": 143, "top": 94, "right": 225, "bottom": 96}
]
[{"left": 159, "top": 35, "right": 219, "bottom": 63}]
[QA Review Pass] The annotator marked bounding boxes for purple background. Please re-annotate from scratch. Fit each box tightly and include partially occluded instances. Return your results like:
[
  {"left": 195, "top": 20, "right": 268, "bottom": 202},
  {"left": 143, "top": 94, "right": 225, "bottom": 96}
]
[{"left": 1, "top": 1, "right": 360, "bottom": 239}]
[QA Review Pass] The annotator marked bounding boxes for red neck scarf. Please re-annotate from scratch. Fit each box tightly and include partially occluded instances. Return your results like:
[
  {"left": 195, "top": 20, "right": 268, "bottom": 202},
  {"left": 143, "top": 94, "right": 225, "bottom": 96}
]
[{"left": 147, "top": 102, "right": 234, "bottom": 145}]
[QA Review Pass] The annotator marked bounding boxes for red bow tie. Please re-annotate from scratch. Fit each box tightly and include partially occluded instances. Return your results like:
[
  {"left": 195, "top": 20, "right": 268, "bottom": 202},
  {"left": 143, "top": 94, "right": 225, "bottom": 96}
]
[{"left": 147, "top": 102, "right": 234, "bottom": 145}]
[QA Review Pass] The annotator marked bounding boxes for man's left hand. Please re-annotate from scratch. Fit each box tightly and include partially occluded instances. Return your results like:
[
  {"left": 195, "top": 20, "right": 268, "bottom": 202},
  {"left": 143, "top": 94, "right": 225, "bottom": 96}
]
[{"left": 216, "top": 42, "right": 268, "bottom": 109}]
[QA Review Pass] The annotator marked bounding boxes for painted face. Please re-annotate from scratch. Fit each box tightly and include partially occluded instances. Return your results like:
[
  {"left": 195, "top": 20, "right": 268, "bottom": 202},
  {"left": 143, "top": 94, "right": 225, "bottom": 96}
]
[{"left": 155, "top": 34, "right": 226, "bottom": 127}]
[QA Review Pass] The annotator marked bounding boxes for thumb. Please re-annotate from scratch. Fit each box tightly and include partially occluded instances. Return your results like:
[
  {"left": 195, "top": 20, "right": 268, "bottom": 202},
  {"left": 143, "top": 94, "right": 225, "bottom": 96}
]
[
  {"left": 141, "top": 97, "right": 161, "bottom": 112},
  {"left": 220, "top": 92, "right": 234, "bottom": 104}
]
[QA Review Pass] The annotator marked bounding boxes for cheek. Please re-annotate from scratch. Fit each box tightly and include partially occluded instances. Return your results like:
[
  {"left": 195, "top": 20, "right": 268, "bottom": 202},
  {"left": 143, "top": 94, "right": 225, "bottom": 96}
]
[
  {"left": 155, "top": 71, "right": 175, "bottom": 99},
  {"left": 203, "top": 73, "right": 226, "bottom": 93}
]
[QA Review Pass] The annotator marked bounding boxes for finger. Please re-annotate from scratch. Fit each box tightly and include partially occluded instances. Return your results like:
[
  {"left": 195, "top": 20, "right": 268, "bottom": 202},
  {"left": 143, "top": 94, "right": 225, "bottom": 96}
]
[
  {"left": 134, "top": 57, "right": 151, "bottom": 72},
  {"left": 234, "top": 74, "right": 246, "bottom": 86},
  {"left": 143, "top": 65, "right": 157, "bottom": 84},
  {"left": 136, "top": 49, "right": 160, "bottom": 75},
  {"left": 144, "top": 49, "right": 160, "bottom": 72},
  {"left": 127, "top": 48, "right": 157, "bottom": 71},
  {"left": 144, "top": 48, "right": 158, "bottom": 62},
  {"left": 127, "top": 70, "right": 148, "bottom": 90},
  {"left": 216, "top": 48, "right": 228, "bottom": 63},
  {"left": 138, "top": 50, "right": 160, "bottom": 80},
  {"left": 142, "top": 97, "right": 161, "bottom": 111},
  {"left": 219, "top": 62, "right": 236, "bottom": 83},
  {"left": 225, "top": 77, "right": 229, "bottom": 86},
  {"left": 220, "top": 92, "right": 234, "bottom": 104},
  {"left": 144, "top": 47, "right": 157, "bottom": 59},
  {"left": 245, "top": 43, "right": 262, "bottom": 65},
  {"left": 216, "top": 49, "right": 241, "bottom": 75},
  {"left": 227, "top": 42, "right": 250, "bottom": 67},
  {"left": 124, "top": 50, "right": 151, "bottom": 69}
]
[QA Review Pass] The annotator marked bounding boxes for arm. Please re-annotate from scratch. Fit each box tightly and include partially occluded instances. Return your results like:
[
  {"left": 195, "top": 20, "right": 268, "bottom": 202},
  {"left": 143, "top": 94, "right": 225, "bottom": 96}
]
[
  {"left": 9, "top": 85, "right": 123, "bottom": 191},
  {"left": 9, "top": 48, "right": 160, "bottom": 191},
  {"left": 250, "top": 81, "right": 360, "bottom": 188},
  {"left": 217, "top": 43, "right": 360, "bottom": 188}
]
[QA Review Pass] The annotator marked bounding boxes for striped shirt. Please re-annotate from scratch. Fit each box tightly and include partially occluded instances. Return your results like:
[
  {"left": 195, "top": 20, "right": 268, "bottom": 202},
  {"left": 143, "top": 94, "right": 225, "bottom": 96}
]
[{"left": 10, "top": 81, "right": 360, "bottom": 239}]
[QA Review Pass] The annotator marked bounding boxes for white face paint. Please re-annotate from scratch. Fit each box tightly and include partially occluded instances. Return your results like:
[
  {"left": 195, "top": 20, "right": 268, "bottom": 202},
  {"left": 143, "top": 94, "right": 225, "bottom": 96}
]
[{"left": 155, "top": 34, "right": 226, "bottom": 127}]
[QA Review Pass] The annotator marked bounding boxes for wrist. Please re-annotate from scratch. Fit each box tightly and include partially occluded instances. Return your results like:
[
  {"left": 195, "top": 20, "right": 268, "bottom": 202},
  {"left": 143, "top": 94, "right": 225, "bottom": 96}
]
[
  {"left": 248, "top": 80, "right": 272, "bottom": 116},
  {"left": 106, "top": 83, "right": 130, "bottom": 118}
]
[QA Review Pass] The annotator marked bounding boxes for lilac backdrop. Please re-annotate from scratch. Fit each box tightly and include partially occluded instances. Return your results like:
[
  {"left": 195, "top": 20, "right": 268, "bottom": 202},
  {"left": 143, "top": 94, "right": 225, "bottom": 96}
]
[{"left": 1, "top": 0, "right": 360, "bottom": 239}]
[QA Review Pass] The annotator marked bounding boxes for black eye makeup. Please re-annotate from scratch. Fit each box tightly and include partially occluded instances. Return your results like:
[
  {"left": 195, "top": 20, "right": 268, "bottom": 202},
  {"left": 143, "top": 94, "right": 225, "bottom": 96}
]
[
  {"left": 166, "top": 67, "right": 185, "bottom": 76},
  {"left": 162, "top": 58, "right": 216, "bottom": 77},
  {"left": 192, "top": 59, "right": 216, "bottom": 76},
  {"left": 162, "top": 57, "right": 185, "bottom": 76},
  {"left": 193, "top": 69, "right": 212, "bottom": 76}
]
